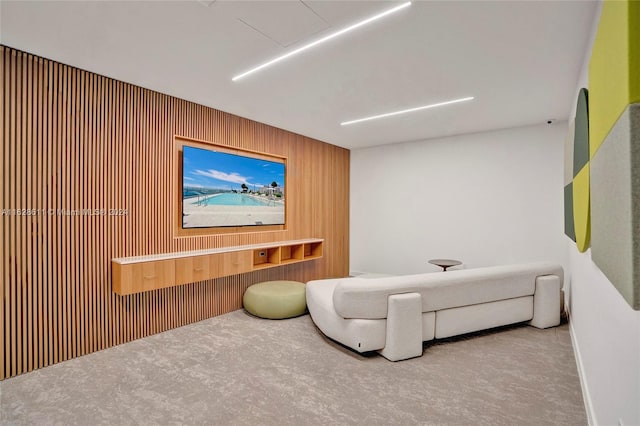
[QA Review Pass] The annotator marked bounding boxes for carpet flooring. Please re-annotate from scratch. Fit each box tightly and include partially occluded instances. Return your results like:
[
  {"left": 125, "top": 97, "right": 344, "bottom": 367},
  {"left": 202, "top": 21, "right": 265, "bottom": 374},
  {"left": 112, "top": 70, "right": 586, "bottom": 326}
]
[{"left": 0, "top": 310, "right": 586, "bottom": 425}]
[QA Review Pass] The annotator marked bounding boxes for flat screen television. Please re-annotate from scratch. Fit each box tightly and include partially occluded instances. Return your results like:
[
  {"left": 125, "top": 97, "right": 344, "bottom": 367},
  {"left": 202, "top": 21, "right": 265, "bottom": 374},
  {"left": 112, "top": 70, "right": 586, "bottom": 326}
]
[{"left": 181, "top": 145, "right": 285, "bottom": 229}]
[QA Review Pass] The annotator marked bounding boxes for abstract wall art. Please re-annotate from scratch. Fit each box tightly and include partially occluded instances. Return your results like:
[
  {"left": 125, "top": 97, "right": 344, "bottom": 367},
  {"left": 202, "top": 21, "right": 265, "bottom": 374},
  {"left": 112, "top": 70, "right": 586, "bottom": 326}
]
[
  {"left": 587, "top": 0, "right": 640, "bottom": 310},
  {"left": 563, "top": 88, "right": 590, "bottom": 253}
]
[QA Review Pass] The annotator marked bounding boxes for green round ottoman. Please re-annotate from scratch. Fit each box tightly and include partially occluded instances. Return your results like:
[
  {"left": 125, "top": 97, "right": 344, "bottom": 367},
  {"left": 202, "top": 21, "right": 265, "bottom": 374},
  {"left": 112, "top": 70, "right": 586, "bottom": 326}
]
[{"left": 243, "top": 281, "right": 307, "bottom": 319}]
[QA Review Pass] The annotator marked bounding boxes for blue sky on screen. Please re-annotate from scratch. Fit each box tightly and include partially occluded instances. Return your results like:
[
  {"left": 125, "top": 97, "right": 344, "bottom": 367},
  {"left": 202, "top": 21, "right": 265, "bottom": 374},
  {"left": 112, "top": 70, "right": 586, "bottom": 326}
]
[{"left": 183, "top": 146, "right": 285, "bottom": 190}]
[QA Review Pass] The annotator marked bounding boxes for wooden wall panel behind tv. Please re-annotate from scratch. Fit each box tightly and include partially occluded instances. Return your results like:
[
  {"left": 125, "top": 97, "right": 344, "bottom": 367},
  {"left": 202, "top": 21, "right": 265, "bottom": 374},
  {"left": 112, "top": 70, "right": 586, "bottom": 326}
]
[{"left": 0, "top": 46, "right": 350, "bottom": 380}]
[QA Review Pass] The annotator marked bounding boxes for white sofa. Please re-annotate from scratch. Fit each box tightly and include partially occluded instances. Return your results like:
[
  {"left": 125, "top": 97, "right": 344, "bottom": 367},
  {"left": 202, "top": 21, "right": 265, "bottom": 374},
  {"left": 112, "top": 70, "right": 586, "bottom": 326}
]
[{"left": 306, "top": 263, "right": 563, "bottom": 361}]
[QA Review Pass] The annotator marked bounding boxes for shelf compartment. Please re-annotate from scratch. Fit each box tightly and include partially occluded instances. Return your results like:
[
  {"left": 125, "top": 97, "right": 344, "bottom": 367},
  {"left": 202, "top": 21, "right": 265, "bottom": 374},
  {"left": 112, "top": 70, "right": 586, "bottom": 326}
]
[
  {"left": 280, "top": 244, "right": 304, "bottom": 264},
  {"left": 253, "top": 247, "right": 281, "bottom": 268},
  {"left": 303, "top": 242, "right": 323, "bottom": 259}
]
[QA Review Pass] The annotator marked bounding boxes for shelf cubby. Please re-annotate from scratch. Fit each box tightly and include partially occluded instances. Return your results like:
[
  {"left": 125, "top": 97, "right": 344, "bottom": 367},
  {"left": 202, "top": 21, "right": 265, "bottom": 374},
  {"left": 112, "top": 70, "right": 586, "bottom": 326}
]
[
  {"left": 280, "top": 244, "right": 304, "bottom": 264},
  {"left": 252, "top": 247, "right": 281, "bottom": 268},
  {"left": 304, "top": 241, "right": 323, "bottom": 259}
]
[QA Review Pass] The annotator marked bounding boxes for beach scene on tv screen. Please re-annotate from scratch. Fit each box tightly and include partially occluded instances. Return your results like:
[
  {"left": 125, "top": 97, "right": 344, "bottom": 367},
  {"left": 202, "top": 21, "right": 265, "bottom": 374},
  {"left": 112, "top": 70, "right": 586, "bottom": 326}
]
[{"left": 182, "top": 146, "right": 285, "bottom": 228}]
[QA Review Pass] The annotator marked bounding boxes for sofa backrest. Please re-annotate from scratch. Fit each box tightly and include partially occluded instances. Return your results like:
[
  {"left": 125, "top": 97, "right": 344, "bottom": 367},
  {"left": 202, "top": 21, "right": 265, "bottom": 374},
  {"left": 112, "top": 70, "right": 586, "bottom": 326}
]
[{"left": 333, "top": 263, "right": 564, "bottom": 319}]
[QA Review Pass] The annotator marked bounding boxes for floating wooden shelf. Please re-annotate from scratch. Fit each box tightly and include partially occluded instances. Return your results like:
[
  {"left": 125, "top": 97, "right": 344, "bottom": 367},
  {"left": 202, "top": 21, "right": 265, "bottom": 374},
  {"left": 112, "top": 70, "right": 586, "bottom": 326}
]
[{"left": 112, "top": 238, "right": 323, "bottom": 295}]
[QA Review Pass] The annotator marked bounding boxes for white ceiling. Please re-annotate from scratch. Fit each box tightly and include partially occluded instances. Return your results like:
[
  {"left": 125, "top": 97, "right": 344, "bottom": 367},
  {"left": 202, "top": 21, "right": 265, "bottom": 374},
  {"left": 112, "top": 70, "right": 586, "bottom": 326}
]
[{"left": 0, "top": 0, "right": 598, "bottom": 150}]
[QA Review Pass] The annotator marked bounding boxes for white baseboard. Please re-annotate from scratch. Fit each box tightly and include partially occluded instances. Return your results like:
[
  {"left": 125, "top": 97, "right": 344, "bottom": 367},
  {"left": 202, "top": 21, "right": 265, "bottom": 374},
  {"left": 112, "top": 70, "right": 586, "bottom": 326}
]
[{"left": 567, "top": 308, "right": 597, "bottom": 426}]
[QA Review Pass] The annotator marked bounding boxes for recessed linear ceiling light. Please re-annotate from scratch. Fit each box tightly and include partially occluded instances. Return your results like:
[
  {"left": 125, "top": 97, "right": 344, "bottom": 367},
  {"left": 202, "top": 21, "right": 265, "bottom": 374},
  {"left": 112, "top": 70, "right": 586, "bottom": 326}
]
[
  {"left": 232, "top": 1, "right": 411, "bottom": 82},
  {"left": 340, "top": 96, "right": 475, "bottom": 126}
]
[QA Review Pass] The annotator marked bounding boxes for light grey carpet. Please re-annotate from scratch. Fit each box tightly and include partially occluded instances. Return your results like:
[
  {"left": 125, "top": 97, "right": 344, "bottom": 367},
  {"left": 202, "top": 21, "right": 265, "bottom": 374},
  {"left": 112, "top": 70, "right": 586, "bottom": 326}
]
[{"left": 0, "top": 311, "right": 586, "bottom": 425}]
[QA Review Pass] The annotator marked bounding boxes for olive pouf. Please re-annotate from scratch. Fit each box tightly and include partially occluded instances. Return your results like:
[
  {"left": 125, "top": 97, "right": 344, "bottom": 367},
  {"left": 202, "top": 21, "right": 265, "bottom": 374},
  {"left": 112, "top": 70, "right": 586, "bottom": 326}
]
[{"left": 243, "top": 280, "right": 307, "bottom": 319}]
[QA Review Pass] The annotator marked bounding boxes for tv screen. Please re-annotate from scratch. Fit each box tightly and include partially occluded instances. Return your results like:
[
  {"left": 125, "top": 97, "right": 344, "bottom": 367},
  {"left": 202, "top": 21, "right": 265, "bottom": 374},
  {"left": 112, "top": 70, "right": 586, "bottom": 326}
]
[{"left": 182, "top": 145, "right": 285, "bottom": 229}]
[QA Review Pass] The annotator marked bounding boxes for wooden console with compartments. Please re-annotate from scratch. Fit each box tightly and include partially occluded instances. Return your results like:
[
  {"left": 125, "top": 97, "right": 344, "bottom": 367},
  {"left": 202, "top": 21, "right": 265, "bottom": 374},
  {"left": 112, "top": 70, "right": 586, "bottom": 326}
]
[{"left": 112, "top": 238, "right": 323, "bottom": 295}]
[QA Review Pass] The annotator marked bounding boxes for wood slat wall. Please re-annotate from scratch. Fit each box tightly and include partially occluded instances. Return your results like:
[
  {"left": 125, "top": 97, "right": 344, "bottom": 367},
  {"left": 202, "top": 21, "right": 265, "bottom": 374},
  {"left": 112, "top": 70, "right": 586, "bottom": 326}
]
[{"left": 0, "top": 46, "right": 350, "bottom": 380}]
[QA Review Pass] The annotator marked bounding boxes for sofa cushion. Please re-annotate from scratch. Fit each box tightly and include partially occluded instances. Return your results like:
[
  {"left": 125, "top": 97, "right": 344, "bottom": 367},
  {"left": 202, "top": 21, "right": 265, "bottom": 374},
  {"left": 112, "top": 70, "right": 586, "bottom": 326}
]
[
  {"left": 435, "top": 296, "right": 533, "bottom": 338},
  {"left": 333, "top": 263, "right": 563, "bottom": 320}
]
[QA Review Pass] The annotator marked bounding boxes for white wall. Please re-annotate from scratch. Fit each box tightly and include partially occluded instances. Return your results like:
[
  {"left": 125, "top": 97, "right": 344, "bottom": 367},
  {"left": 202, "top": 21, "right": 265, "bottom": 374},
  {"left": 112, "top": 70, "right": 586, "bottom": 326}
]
[
  {"left": 350, "top": 122, "right": 568, "bottom": 276},
  {"left": 351, "top": 4, "right": 640, "bottom": 424},
  {"left": 566, "top": 2, "right": 640, "bottom": 425},
  {"left": 569, "top": 247, "right": 640, "bottom": 426}
]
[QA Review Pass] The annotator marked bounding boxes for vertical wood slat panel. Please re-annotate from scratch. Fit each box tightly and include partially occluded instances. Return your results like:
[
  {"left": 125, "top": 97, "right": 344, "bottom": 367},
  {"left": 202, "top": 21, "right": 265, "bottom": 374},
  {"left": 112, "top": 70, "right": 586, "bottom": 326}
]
[
  {"left": 45, "top": 59, "right": 53, "bottom": 368},
  {"left": 35, "top": 55, "right": 42, "bottom": 373},
  {"left": 0, "top": 45, "right": 350, "bottom": 380},
  {"left": 0, "top": 39, "right": 6, "bottom": 379},
  {"left": 9, "top": 51, "right": 15, "bottom": 376},
  {"left": 21, "top": 52, "right": 29, "bottom": 373}
]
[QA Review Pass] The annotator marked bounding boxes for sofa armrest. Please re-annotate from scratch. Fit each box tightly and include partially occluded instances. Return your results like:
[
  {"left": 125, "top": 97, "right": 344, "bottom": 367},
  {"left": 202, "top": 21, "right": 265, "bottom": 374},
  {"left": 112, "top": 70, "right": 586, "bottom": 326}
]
[
  {"left": 529, "top": 275, "right": 561, "bottom": 329},
  {"left": 378, "top": 292, "right": 423, "bottom": 361}
]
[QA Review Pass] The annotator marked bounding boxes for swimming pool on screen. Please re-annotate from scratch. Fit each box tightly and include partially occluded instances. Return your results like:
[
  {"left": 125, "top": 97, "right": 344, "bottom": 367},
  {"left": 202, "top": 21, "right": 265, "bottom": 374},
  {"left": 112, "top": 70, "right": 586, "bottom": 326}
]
[{"left": 192, "top": 193, "right": 277, "bottom": 207}]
